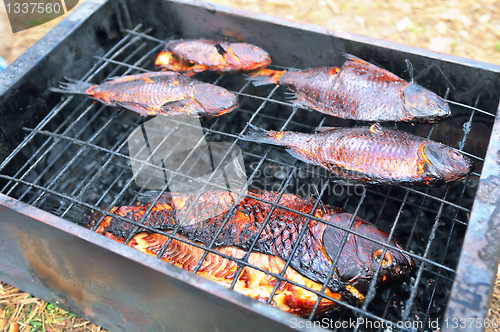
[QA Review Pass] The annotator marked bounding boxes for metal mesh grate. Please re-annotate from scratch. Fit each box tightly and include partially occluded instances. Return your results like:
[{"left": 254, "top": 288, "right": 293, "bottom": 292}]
[{"left": 0, "top": 24, "right": 496, "bottom": 331}]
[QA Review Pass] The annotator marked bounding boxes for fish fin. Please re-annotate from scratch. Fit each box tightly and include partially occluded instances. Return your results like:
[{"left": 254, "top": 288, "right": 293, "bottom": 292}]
[
  {"left": 56, "top": 203, "right": 99, "bottom": 228},
  {"left": 283, "top": 91, "right": 297, "bottom": 101},
  {"left": 313, "top": 126, "right": 339, "bottom": 133},
  {"left": 246, "top": 68, "right": 284, "bottom": 86},
  {"left": 160, "top": 98, "right": 204, "bottom": 117},
  {"left": 49, "top": 78, "right": 95, "bottom": 95},
  {"left": 343, "top": 53, "right": 404, "bottom": 83},
  {"left": 135, "top": 190, "right": 177, "bottom": 206},
  {"left": 44, "top": 199, "right": 93, "bottom": 225},
  {"left": 285, "top": 148, "right": 321, "bottom": 167},
  {"left": 323, "top": 219, "right": 359, "bottom": 261},
  {"left": 316, "top": 195, "right": 328, "bottom": 215},
  {"left": 343, "top": 53, "right": 371, "bottom": 66},
  {"left": 302, "top": 177, "right": 328, "bottom": 214},
  {"left": 369, "top": 123, "right": 385, "bottom": 135},
  {"left": 292, "top": 94, "right": 318, "bottom": 111},
  {"left": 105, "top": 72, "right": 169, "bottom": 84},
  {"left": 405, "top": 59, "right": 415, "bottom": 83},
  {"left": 214, "top": 43, "right": 228, "bottom": 56},
  {"left": 113, "top": 100, "right": 158, "bottom": 117},
  {"left": 155, "top": 50, "right": 195, "bottom": 72},
  {"left": 238, "top": 123, "right": 284, "bottom": 146}
]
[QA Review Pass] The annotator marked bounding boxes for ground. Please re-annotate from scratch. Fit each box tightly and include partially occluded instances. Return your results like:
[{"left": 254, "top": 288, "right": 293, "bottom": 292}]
[{"left": 0, "top": 0, "right": 499, "bottom": 331}]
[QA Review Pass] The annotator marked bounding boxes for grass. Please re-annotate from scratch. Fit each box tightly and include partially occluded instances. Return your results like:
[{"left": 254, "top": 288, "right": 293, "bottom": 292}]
[
  {"left": 26, "top": 20, "right": 49, "bottom": 26},
  {"left": 0, "top": 282, "right": 106, "bottom": 332}
]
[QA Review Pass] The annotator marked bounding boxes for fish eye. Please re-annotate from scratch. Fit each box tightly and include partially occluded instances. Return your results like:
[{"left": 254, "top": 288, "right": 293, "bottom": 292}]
[
  {"left": 373, "top": 249, "right": 393, "bottom": 266},
  {"left": 427, "top": 101, "right": 436, "bottom": 108},
  {"left": 449, "top": 150, "right": 462, "bottom": 160},
  {"left": 395, "top": 266, "right": 404, "bottom": 275}
]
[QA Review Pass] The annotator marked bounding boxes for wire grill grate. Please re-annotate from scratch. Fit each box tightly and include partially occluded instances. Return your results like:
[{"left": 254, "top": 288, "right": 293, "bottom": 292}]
[{"left": 0, "top": 24, "right": 496, "bottom": 331}]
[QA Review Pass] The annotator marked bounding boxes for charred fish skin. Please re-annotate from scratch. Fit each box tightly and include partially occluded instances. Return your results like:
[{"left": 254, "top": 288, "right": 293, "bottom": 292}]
[
  {"left": 49, "top": 71, "right": 239, "bottom": 117},
  {"left": 239, "top": 123, "right": 473, "bottom": 186},
  {"left": 250, "top": 55, "right": 450, "bottom": 123},
  {"left": 123, "top": 232, "right": 340, "bottom": 317},
  {"left": 155, "top": 39, "right": 271, "bottom": 74},
  {"left": 90, "top": 191, "right": 415, "bottom": 295}
]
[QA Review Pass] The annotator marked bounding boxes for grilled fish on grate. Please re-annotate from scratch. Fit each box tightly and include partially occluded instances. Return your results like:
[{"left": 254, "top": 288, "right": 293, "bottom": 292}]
[
  {"left": 249, "top": 54, "right": 451, "bottom": 122},
  {"left": 49, "top": 71, "right": 239, "bottom": 117},
  {"left": 155, "top": 39, "right": 271, "bottom": 74},
  {"left": 106, "top": 231, "right": 342, "bottom": 316},
  {"left": 239, "top": 123, "right": 473, "bottom": 186},
  {"left": 88, "top": 190, "right": 415, "bottom": 304}
]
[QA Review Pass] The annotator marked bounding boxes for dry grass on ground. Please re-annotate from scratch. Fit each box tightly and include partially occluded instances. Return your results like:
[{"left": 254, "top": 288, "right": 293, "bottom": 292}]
[
  {"left": 0, "top": 0, "right": 75, "bottom": 63},
  {"left": 0, "top": 0, "right": 499, "bottom": 331},
  {"left": 209, "top": 0, "right": 500, "bottom": 65},
  {"left": 0, "top": 283, "right": 107, "bottom": 332}
]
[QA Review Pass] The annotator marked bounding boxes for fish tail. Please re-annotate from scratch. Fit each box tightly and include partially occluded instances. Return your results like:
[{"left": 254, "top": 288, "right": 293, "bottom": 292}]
[
  {"left": 49, "top": 77, "right": 95, "bottom": 95},
  {"left": 247, "top": 68, "right": 285, "bottom": 86},
  {"left": 52, "top": 203, "right": 96, "bottom": 228},
  {"left": 239, "top": 123, "right": 285, "bottom": 146}
]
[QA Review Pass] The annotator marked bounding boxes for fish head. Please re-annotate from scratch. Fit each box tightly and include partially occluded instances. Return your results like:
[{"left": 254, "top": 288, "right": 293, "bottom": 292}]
[
  {"left": 420, "top": 142, "right": 474, "bottom": 183},
  {"left": 229, "top": 43, "right": 271, "bottom": 69},
  {"left": 192, "top": 84, "right": 239, "bottom": 116},
  {"left": 402, "top": 83, "right": 451, "bottom": 122},
  {"left": 323, "top": 215, "right": 415, "bottom": 295}
]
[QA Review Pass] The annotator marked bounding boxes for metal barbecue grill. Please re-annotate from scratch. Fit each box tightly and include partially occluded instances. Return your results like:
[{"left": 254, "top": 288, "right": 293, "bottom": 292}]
[{"left": 1, "top": 0, "right": 500, "bottom": 331}]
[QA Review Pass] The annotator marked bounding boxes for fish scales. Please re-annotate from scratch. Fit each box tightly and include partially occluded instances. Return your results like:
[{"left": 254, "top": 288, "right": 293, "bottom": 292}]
[
  {"left": 96, "top": 192, "right": 326, "bottom": 261},
  {"left": 336, "top": 58, "right": 407, "bottom": 121},
  {"left": 50, "top": 71, "right": 238, "bottom": 117},
  {"left": 91, "top": 73, "right": 192, "bottom": 107},
  {"left": 330, "top": 129, "right": 416, "bottom": 177},
  {"left": 250, "top": 55, "right": 450, "bottom": 122},
  {"left": 240, "top": 124, "right": 473, "bottom": 186},
  {"left": 90, "top": 190, "right": 415, "bottom": 295},
  {"left": 277, "top": 64, "right": 408, "bottom": 121},
  {"left": 325, "top": 129, "right": 424, "bottom": 180}
]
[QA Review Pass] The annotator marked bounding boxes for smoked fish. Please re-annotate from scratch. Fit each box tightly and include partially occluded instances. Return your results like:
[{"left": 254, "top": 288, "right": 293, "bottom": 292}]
[
  {"left": 239, "top": 123, "right": 473, "bottom": 186},
  {"left": 155, "top": 39, "right": 271, "bottom": 74},
  {"left": 108, "top": 231, "right": 342, "bottom": 316},
  {"left": 50, "top": 71, "right": 238, "bottom": 117},
  {"left": 249, "top": 55, "right": 451, "bottom": 122},
  {"left": 89, "top": 190, "right": 415, "bottom": 298}
]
